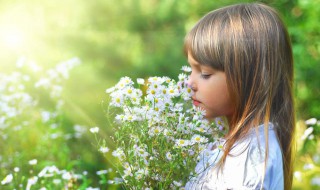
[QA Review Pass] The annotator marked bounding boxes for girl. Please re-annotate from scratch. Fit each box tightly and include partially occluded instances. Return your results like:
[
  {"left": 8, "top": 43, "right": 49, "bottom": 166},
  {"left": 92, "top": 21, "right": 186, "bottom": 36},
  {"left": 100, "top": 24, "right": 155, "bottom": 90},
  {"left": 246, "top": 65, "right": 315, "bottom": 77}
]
[{"left": 184, "top": 3, "right": 295, "bottom": 190}]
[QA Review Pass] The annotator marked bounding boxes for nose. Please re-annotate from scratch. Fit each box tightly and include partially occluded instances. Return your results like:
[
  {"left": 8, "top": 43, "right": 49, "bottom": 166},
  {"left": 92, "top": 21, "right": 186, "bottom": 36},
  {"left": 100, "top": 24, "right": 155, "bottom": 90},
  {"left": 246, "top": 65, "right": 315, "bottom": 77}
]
[{"left": 187, "top": 73, "right": 196, "bottom": 91}]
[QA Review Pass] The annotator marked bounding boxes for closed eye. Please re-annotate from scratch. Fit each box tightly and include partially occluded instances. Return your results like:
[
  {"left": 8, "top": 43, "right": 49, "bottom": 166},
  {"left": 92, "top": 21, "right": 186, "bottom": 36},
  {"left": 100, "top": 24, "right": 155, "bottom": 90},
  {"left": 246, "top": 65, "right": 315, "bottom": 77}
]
[{"left": 200, "top": 74, "right": 211, "bottom": 79}]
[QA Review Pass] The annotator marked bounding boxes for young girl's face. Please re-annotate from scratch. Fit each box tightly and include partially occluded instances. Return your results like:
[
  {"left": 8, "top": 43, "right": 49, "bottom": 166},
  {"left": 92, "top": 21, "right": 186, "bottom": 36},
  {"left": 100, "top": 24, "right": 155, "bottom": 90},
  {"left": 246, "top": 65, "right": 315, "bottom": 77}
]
[{"left": 187, "top": 53, "right": 234, "bottom": 120}]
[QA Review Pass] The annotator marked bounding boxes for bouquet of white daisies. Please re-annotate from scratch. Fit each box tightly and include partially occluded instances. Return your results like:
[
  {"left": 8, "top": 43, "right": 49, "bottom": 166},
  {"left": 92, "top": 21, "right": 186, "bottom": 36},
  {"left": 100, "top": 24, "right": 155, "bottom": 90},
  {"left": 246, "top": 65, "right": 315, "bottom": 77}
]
[{"left": 105, "top": 66, "right": 225, "bottom": 189}]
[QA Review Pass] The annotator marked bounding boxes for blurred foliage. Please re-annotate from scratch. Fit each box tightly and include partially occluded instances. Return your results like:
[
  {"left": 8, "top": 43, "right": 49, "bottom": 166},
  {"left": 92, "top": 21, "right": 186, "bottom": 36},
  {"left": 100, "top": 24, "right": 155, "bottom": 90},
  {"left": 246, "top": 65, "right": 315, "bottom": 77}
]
[{"left": 0, "top": 0, "right": 319, "bottom": 189}]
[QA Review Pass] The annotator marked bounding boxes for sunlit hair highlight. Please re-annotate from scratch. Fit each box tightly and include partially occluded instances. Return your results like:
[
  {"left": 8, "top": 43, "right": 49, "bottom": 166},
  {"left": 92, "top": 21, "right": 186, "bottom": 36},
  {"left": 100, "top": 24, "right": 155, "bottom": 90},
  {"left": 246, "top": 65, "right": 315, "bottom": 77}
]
[{"left": 184, "top": 3, "right": 295, "bottom": 190}]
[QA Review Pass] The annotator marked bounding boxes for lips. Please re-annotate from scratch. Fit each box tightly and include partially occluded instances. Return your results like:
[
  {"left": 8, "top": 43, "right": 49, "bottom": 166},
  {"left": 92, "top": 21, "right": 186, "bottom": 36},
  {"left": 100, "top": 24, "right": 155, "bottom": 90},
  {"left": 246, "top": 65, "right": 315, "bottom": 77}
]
[{"left": 192, "top": 97, "right": 201, "bottom": 106}]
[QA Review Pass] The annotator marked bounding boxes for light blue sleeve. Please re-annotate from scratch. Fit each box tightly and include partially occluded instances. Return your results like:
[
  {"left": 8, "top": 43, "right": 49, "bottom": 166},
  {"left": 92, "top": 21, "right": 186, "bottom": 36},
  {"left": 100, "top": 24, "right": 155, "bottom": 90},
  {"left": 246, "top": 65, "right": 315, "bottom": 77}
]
[
  {"left": 262, "top": 129, "right": 284, "bottom": 190},
  {"left": 185, "top": 124, "right": 284, "bottom": 190},
  {"left": 242, "top": 125, "right": 284, "bottom": 190}
]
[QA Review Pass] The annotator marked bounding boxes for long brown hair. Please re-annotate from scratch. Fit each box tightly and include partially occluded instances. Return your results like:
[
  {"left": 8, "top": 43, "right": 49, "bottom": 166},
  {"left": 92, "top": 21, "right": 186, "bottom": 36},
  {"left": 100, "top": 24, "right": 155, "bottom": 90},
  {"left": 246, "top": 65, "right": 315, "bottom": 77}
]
[{"left": 184, "top": 3, "right": 295, "bottom": 189}]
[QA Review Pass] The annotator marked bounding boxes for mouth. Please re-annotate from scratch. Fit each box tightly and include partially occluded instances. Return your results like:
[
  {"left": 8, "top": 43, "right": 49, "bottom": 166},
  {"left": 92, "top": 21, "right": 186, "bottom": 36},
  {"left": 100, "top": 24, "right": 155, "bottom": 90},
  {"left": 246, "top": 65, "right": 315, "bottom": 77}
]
[{"left": 192, "top": 97, "right": 201, "bottom": 106}]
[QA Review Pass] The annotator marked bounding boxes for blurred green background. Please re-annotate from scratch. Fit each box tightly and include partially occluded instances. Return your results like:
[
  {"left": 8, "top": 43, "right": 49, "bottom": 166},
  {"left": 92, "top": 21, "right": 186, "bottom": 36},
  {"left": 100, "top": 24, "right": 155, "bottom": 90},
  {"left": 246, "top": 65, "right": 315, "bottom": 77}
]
[{"left": 0, "top": 0, "right": 319, "bottom": 189}]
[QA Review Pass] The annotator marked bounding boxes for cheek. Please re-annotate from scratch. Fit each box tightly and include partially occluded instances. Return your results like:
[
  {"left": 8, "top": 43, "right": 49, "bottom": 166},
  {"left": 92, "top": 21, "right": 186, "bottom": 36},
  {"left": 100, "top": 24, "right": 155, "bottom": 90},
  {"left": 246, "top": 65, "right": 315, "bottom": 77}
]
[
  {"left": 204, "top": 80, "right": 234, "bottom": 116},
  {"left": 217, "top": 88, "right": 234, "bottom": 116}
]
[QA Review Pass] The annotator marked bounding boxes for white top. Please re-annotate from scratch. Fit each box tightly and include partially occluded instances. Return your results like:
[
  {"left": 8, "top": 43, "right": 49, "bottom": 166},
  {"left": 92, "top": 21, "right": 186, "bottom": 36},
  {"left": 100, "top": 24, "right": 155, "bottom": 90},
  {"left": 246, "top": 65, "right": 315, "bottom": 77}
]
[{"left": 185, "top": 123, "right": 284, "bottom": 190}]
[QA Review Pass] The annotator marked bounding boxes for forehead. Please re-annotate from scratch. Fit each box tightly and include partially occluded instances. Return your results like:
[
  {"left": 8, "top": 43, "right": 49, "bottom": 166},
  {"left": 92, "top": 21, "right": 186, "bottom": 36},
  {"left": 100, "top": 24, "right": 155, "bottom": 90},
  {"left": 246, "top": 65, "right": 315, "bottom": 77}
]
[{"left": 187, "top": 52, "right": 219, "bottom": 72}]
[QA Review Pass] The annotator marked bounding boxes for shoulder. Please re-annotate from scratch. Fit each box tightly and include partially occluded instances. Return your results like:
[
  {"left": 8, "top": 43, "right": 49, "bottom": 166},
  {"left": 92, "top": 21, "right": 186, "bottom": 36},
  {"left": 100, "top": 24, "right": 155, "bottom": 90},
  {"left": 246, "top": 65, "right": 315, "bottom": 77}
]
[
  {"left": 248, "top": 123, "right": 283, "bottom": 171},
  {"left": 185, "top": 123, "right": 284, "bottom": 190},
  {"left": 252, "top": 123, "right": 284, "bottom": 189},
  {"left": 223, "top": 123, "right": 284, "bottom": 189}
]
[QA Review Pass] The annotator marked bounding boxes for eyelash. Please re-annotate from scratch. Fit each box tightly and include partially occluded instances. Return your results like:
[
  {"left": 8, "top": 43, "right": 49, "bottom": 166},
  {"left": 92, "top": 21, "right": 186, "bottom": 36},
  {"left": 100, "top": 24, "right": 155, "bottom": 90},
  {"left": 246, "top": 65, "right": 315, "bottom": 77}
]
[
  {"left": 200, "top": 74, "right": 211, "bottom": 79},
  {"left": 189, "top": 68, "right": 211, "bottom": 79}
]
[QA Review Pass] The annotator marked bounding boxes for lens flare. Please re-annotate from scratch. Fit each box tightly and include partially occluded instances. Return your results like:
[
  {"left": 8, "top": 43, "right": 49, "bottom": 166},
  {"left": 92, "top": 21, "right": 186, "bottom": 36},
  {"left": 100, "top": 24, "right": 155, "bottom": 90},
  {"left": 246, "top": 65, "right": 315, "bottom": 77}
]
[{"left": 0, "top": 27, "right": 25, "bottom": 49}]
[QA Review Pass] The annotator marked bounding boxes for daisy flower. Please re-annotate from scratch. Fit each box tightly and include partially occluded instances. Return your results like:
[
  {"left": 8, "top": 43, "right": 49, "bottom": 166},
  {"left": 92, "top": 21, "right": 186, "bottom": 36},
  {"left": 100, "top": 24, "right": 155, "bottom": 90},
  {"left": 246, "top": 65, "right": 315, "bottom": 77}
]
[
  {"left": 29, "top": 159, "right": 38, "bottom": 165},
  {"left": 175, "top": 139, "right": 190, "bottom": 147},
  {"left": 137, "top": 78, "right": 145, "bottom": 85},
  {"left": 181, "top": 66, "right": 192, "bottom": 72},
  {"left": 99, "top": 146, "right": 109, "bottom": 153},
  {"left": 89, "top": 127, "right": 99, "bottom": 133},
  {"left": 1, "top": 174, "right": 13, "bottom": 185},
  {"left": 191, "top": 134, "right": 208, "bottom": 144},
  {"left": 166, "top": 152, "right": 172, "bottom": 161}
]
